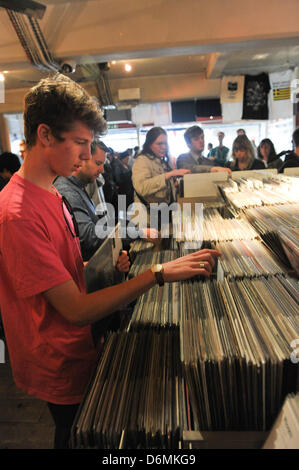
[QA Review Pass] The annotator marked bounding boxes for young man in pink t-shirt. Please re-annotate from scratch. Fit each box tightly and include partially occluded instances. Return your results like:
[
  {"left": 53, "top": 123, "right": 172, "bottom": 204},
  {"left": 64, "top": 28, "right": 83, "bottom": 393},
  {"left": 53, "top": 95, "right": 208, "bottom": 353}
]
[{"left": 0, "top": 74, "right": 221, "bottom": 448}]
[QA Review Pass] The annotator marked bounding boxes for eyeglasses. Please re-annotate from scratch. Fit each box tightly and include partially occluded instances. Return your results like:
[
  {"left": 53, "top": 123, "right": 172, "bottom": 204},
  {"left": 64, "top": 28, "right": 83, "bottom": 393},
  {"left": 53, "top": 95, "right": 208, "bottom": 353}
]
[{"left": 61, "top": 196, "right": 79, "bottom": 238}]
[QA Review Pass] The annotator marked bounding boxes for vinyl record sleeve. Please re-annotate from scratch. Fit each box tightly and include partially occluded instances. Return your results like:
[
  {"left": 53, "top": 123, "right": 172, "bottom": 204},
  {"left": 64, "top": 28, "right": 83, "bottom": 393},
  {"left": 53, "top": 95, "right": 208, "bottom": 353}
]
[{"left": 84, "top": 222, "right": 123, "bottom": 293}]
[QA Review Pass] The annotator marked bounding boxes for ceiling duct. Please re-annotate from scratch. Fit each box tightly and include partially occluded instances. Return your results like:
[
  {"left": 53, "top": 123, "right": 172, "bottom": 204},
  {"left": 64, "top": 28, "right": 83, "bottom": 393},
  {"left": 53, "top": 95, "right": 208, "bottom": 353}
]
[
  {"left": 5, "top": 5, "right": 60, "bottom": 72},
  {"left": 95, "top": 63, "right": 115, "bottom": 109},
  {"left": 0, "top": 0, "right": 46, "bottom": 19}
]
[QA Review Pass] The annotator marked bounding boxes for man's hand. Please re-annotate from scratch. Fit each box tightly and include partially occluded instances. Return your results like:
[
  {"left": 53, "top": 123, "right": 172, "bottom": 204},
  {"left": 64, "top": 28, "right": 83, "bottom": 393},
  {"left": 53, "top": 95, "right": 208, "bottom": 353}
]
[
  {"left": 43, "top": 249, "right": 221, "bottom": 327},
  {"left": 116, "top": 250, "right": 130, "bottom": 273},
  {"left": 162, "top": 249, "right": 221, "bottom": 282},
  {"left": 211, "top": 166, "right": 232, "bottom": 174}
]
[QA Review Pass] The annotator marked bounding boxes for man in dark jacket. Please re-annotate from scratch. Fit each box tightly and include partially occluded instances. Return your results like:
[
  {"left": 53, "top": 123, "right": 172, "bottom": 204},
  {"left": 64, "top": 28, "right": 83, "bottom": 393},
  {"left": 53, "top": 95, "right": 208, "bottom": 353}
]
[
  {"left": 0, "top": 152, "right": 21, "bottom": 190},
  {"left": 279, "top": 127, "right": 299, "bottom": 173},
  {"left": 54, "top": 141, "right": 158, "bottom": 262},
  {"left": 177, "top": 126, "right": 231, "bottom": 174},
  {"left": 54, "top": 140, "right": 129, "bottom": 266}
]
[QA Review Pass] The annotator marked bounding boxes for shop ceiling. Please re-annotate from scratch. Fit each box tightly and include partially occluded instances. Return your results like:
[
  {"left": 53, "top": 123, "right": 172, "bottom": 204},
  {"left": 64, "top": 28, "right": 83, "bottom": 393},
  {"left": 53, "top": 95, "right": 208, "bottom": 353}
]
[{"left": 1, "top": 0, "right": 299, "bottom": 111}]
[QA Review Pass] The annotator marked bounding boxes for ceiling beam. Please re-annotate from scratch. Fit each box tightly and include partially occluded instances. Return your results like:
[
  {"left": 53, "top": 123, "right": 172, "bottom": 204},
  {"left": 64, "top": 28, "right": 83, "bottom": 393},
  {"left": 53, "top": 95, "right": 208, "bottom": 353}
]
[
  {"left": 206, "top": 52, "right": 230, "bottom": 79},
  {"left": 58, "top": 36, "right": 299, "bottom": 68}
]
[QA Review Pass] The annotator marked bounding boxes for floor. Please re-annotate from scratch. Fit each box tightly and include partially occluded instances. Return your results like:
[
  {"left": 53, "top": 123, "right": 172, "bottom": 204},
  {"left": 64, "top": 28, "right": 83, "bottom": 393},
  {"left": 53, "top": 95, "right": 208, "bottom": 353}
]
[{"left": 0, "top": 333, "right": 55, "bottom": 449}]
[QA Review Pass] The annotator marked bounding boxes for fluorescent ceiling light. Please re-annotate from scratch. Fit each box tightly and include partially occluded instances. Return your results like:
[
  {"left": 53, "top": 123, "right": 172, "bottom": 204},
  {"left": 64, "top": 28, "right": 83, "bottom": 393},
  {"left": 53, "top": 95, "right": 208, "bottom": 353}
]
[{"left": 252, "top": 53, "right": 269, "bottom": 60}]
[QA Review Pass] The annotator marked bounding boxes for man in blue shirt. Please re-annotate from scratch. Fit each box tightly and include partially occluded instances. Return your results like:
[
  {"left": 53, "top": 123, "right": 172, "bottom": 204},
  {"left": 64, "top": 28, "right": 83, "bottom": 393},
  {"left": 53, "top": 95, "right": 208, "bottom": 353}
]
[
  {"left": 54, "top": 140, "right": 127, "bottom": 264},
  {"left": 209, "top": 131, "right": 230, "bottom": 167},
  {"left": 54, "top": 140, "right": 158, "bottom": 263}
]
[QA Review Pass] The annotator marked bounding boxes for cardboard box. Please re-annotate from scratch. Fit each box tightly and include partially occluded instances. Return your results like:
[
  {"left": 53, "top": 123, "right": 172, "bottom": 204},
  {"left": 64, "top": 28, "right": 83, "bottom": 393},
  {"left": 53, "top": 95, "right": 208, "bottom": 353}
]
[
  {"left": 284, "top": 167, "right": 299, "bottom": 176},
  {"left": 230, "top": 168, "right": 278, "bottom": 180},
  {"left": 183, "top": 172, "right": 228, "bottom": 198}
]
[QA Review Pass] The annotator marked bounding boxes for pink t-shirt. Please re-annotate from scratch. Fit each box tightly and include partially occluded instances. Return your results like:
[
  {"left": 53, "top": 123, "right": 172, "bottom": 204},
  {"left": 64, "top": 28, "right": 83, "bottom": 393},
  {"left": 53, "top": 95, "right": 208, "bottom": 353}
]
[{"left": 0, "top": 173, "right": 100, "bottom": 404}]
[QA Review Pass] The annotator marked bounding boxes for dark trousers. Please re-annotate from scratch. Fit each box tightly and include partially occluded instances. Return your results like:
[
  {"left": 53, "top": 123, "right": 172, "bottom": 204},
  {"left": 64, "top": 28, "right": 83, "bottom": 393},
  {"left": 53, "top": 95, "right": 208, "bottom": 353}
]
[{"left": 47, "top": 402, "right": 80, "bottom": 449}]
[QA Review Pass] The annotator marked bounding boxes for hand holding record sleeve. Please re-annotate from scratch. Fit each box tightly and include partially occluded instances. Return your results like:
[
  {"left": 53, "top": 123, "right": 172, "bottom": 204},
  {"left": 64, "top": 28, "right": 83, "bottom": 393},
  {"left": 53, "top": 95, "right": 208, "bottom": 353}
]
[
  {"left": 116, "top": 250, "right": 130, "bottom": 273},
  {"left": 161, "top": 249, "right": 221, "bottom": 283},
  {"left": 44, "top": 248, "right": 221, "bottom": 334}
]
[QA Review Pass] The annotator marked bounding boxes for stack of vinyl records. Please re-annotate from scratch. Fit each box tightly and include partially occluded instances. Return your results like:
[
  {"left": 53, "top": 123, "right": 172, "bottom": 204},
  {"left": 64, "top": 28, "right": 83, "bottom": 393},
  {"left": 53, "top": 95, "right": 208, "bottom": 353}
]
[
  {"left": 129, "top": 237, "right": 179, "bottom": 264},
  {"left": 244, "top": 204, "right": 299, "bottom": 267},
  {"left": 129, "top": 239, "right": 155, "bottom": 262},
  {"left": 129, "top": 281, "right": 181, "bottom": 328},
  {"left": 128, "top": 249, "right": 182, "bottom": 327},
  {"left": 262, "top": 175, "right": 299, "bottom": 204},
  {"left": 202, "top": 200, "right": 226, "bottom": 211},
  {"left": 203, "top": 209, "right": 259, "bottom": 243},
  {"left": 214, "top": 239, "right": 288, "bottom": 278},
  {"left": 172, "top": 209, "right": 203, "bottom": 247},
  {"left": 218, "top": 176, "right": 299, "bottom": 210},
  {"left": 218, "top": 178, "right": 263, "bottom": 209},
  {"left": 202, "top": 200, "right": 238, "bottom": 223},
  {"left": 71, "top": 183, "right": 299, "bottom": 449},
  {"left": 173, "top": 208, "right": 259, "bottom": 245},
  {"left": 278, "top": 227, "right": 299, "bottom": 276},
  {"left": 71, "top": 328, "right": 188, "bottom": 449},
  {"left": 128, "top": 249, "right": 180, "bottom": 279},
  {"left": 180, "top": 275, "right": 299, "bottom": 431},
  {"left": 71, "top": 274, "right": 298, "bottom": 447}
]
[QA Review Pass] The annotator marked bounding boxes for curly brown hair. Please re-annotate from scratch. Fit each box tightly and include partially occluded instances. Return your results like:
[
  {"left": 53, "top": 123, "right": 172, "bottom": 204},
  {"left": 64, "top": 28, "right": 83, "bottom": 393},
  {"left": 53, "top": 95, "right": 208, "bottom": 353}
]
[{"left": 23, "top": 73, "right": 107, "bottom": 148}]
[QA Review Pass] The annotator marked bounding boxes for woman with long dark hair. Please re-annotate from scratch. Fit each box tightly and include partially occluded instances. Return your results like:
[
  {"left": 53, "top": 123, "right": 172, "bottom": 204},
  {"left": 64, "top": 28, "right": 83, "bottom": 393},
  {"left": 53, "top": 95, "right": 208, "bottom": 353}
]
[
  {"left": 257, "top": 138, "right": 283, "bottom": 170},
  {"left": 131, "top": 127, "right": 189, "bottom": 229},
  {"left": 132, "top": 127, "right": 189, "bottom": 206}
]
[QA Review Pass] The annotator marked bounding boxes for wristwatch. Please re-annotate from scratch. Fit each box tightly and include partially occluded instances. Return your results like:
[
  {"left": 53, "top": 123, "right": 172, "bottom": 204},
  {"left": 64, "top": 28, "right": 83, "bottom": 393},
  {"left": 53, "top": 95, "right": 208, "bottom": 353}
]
[{"left": 150, "top": 264, "right": 165, "bottom": 286}]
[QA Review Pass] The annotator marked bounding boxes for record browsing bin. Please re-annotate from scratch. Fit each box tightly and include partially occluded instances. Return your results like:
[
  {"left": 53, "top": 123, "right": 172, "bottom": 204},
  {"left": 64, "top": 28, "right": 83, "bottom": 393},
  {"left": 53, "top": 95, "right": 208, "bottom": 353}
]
[{"left": 71, "top": 175, "right": 298, "bottom": 450}]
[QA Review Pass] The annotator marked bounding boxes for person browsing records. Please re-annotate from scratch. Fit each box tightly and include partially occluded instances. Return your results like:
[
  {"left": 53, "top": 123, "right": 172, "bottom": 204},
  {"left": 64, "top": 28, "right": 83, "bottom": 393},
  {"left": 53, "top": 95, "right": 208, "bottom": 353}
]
[
  {"left": 177, "top": 126, "right": 231, "bottom": 174},
  {"left": 0, "top": 74, "right": 221, "bottom": 449}
]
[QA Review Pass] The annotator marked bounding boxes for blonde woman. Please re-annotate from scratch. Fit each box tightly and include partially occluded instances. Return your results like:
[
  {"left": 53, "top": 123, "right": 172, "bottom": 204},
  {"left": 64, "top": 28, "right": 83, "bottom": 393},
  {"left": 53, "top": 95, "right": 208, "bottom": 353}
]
[{"left": 225, "top": 134, "right": 265, "bottom": 171}]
